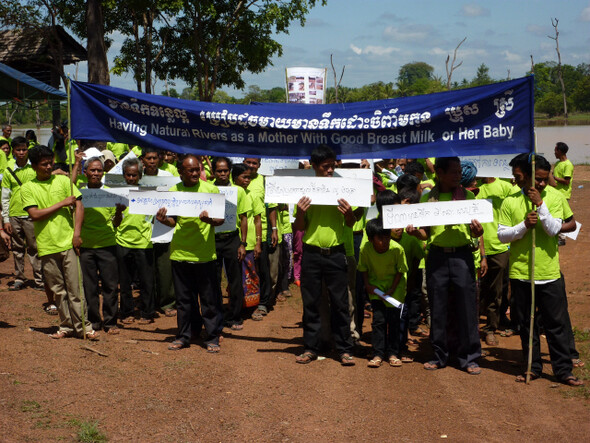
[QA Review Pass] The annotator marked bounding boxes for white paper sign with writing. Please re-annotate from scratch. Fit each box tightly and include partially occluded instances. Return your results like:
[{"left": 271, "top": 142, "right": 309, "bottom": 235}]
[
  {"left": 215, "top": 186, "right": 238, "bottom": 233},
  {"left": 81, "top": 187, "right": 137, "bottom": 208},
  {"left": 258, "top": 158, "right": 301, "bottom": 176},
  {"left": 108, "top": 150, "right": 137, "bottom": 175},
  {"left": 128, "top": 190, "right": 226, "bottom": 218},
  {"left": 273, "top": 168, "right": 314, "bottom": 177},
  {"left": 458, "top": 154, "right": 515, "bottom": 178},
  {"left": 382, "top": 199, "right": 493, "bottom": 229},
  {"left": 139, "top": 175, "right": 181, "bottom": 189},
  {"left": 264, "top": 176, "right": 372, "bottom": 207}
]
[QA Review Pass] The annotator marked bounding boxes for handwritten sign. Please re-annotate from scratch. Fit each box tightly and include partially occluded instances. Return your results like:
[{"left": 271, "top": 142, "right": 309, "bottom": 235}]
[
  {"left": 334, "top": 168, "right": 373, "bottom": 180},
  {"left": 258, "top": 158, "right": 301, "bottom": 176},
  {"left": 459, "top": 154, "right": 515, "bottom": 178},
  {"left": 215, "top": 186, "right": 239, "bottom": 233},
  {"left": 264, "top": 176, "right": 372, "bottom": 207},
  {"left": 382, "top": 199, "right": 493, "bottom": 229},
  {"left": 104, "top": 174, "right": 128, "bottom": 187},
  {"left": 128, "top": 190, "right": 226, "bottom": 218},
  {"left": 139, "top": 175, "right": 181, "bottom": 189},
  {"left": 81, "top": 187, "right": 137, "bottom": 208}
]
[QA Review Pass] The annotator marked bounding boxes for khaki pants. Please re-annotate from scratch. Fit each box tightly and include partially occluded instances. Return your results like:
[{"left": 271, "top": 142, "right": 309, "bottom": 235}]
[
  {"left": 9, "top": 216, "right": 43, "bottom": 286},
  {"left": 41, "top": 248, "right": 91, "bottom": 336}
]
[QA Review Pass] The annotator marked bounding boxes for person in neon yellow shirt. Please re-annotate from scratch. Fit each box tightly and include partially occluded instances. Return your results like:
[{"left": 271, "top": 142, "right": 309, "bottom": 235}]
[
  {"left": 498, "top": 153, "right": 583, "bottom": 387},
  {"left": 407, "top": 157, "right": 484, "bottom": 375},
  {"left": 156, "top": 155, "right": 224, "bottom": 352},
  {"left": 78, "top": 156, "right": 120, "bottom": 334},
  {"left": 293, "top": 145, "right": 356, "bottom": 366},
  {"left": 550, "top": 142, "right": 573, "bottom": 200},
  {"left": 22, "top": 145, "right": 98, "bottom": 340}
]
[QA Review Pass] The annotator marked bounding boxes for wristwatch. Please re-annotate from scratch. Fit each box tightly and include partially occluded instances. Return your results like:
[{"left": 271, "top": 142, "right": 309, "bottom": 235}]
[{"left": 240, "top": 241, "right": 247, "bottom": 247}]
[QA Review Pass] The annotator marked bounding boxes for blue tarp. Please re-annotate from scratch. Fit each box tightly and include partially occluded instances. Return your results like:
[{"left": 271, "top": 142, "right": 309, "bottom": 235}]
[
  {"left": 70, "top": 76, "right": 534, "bottom": 158},
  {"left": 0, "top": 62, "right": 66, "bottom": 102}
]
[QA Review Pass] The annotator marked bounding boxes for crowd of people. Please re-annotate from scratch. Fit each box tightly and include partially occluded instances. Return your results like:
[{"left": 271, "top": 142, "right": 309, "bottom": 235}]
[{"left": 0, "top": 122, "right": 584, "bottom": 386}]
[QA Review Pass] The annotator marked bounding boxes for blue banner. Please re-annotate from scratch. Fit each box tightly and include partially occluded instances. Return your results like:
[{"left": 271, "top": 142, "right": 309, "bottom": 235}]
[{"left": 70, "top": 76, "right": 534, "bottom": 159}]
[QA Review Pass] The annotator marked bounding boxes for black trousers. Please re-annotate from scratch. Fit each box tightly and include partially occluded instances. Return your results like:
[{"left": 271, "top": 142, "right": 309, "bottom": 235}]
[
  {"left": 426, "top": 248, "right": 481, "bottom": 368},
  {"left": 215, "top": 231, "right": 244, "bottom": 325},
  {"left": 300, "top": 245, "right": 353, "bottom": 355},
  {"left": 480, "top": 251, "right": 510, "bottom": 332},
  {"left": 117, "top": 245, "right": 155, "bottom": 319},
  {"left": 371, "top": 299, "right": 401, "bottom": 359},
  {"left": 154, "top": 242, "right": 175, "bottom": 311},
  {"left": 79, "top": 246, "right": 119, "bottom": 331},
  {"left": 257, "top": 241, "right": 273, "bottom": 308},
  {"left": 511, "top": 279, "right": 573, "bottom": 379},
  {"left": 172, "top": 260, "right": 223, "bottom": 346}
]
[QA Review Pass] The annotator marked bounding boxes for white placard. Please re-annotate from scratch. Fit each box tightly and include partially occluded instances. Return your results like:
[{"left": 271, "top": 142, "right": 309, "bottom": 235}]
[
  {"left": 264, "top": 176, "right": 372, "bottom": 207},
  {"left": 139, "top": 175, "right": 181, "bottom": 189},
  {"left": 334, "top": 168, "right": 373, "bottom": 180},
  {"left": 128, "top": 190, "right": 226, "bottom": 218},
  {"left": 459, "top": 154, "right": 515, "bottom": 179},
  {"left": 81, "top": 187, "right": 137, "bottom": 208},
  {"left": 108, "top": 150, "right": 137, "bottom": 175},
  {"left": 258, "top": 158, "right": 301, "bottom": 176},
  {"left": 151, "top": 220, "right": 175, "bottom": 243},
  {"left": 366, "top": 204, "right": 379, "bottom": 221},
  {"left": 563, "top": 221, "right": 581, "bottom": 240},
  {"left": 82, "top": 147, "right": 103, "bottom": 160},
  {"left": 103, "top": 174, "right": 128, "bottom": 187},
  {"left": 215, "top": 186, "right": 238, "bottom": 233},
  {"left": 382, "top": 199, "right": 493, "bottom": 229},
  {"left": 273, "top": 168, "right": 314, "bottom": 177}
]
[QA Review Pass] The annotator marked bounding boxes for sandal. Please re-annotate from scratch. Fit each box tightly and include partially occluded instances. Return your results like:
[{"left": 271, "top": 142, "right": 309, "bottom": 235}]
[
  {"left": 168, "top": 340, "right": 188, "bottom": 351},
  {"left": 106, "top": 327, "right": 120, "bottom": 335},
  {"left": 207, "top": 343, "right": 220, "bottom": 353},
  {"left": 164, "top": 309, "right": 177, "bottom": 317},
  {"left": 340, "top": 353, "right": 355, "bottom": 366},
  {"left": 572, "top": 358, "right": 585, "bottom": 368},
  {"left": 49, "top": 330, "right": 72, "bottom": 339},
  {"left": 44, "top": 304, "right": 58, "bottom": 315},
  {"left": 515, "top": 372, "right": 540, "bottom": 383},
  {"left": 424, "top": 361, "right": 442, "bottom": 370},
  {"left": 562, "top": 376, "right": 584, "bottom": 387},
  {"left": 122, "top": 316, "right": 135, "bottom": 325},
  {"left": 230, "top": 323, "right": 243, "bottom": 331},
  {"left": 389, "top": 356, "right": 402, "bottom": 367},
  {"left": 86, "top": 330, "right": 100, "bottom": 341},
  {"left": 485, "top": 332, "right": 498, "bottom": 346},
  {"left": 276, "top": 293, "right": 287, "bottom": 302},
  {"left": 500, "top": 329, "right": 515, "bottom": 337},
  {"left": 466, "top": 364, "right": 481, "bottom": 375},
  {"left": 368, "top": 356, "right": 383, "bottom": 368},
  {"left": 400, "top": 355, "right": 414, "bottom": 363},
  {"left": 251, "top": 307, "right": 267, "bottom": 321},
  {"left": 296, "top": 351, "right": 317, "bottom": 364}
]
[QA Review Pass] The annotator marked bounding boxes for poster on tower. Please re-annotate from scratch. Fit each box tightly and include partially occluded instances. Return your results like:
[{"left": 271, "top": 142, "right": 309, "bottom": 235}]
[{"left": 285, "top": 67, "right": 327, "bottom": 104}]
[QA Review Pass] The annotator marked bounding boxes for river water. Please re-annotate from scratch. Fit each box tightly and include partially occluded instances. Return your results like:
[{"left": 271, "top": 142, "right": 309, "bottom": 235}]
[{"left": 10, "top": 125, "right": 590, "bottom": 164}]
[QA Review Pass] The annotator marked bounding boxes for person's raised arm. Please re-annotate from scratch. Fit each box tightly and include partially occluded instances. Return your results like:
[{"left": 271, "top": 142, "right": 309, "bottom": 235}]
[{"left": 26, "top": 195, "right": 77, "bottom": 222}]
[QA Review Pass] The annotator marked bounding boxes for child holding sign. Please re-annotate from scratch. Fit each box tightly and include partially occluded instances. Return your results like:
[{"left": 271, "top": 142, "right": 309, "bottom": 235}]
[{"left": 358, "top": 218, "right": 408, "bottom": 367}]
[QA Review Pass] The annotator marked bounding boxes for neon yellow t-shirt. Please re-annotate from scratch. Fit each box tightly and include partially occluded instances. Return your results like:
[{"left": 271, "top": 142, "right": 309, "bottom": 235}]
[
  {"left": 169, "top": 181, "right": 219, "bottom": 262},
  {"left": 357, "top": 239, "right": 408, "bottom": 306},
  {"left": 553, "top": 159, "right": 573, "bottom": 199},
  {"left": 244, "top": 189, "right": 265, "bottom": 251},
  {"left": 21, "top": 175, "right": 81, "bottom": 256},
  {"left": 1, "top": 163, "right": 37, "bottom": 217},
  {"left": 81, "top": 185, "right": 117, "bottom": 249},
  {"left": 498, "top": 187, "right": 567, "bottom": 280},
  {"left": 115, "top": 210, "right": 153, "bottom": 249},
  {"left": 476, "top": 178, "right": 515, "bottom": 255},
  {"left": 302, "top": 204, "right": 346, "bottom": 248},
  {"left": 106, "top": 142, "right": 129, "bottom": 159}
]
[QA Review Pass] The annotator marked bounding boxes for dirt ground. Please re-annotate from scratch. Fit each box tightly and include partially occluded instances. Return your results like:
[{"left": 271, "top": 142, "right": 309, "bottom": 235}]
[{"left": 1, "top": 168, "right": 590, "bottom": 442}]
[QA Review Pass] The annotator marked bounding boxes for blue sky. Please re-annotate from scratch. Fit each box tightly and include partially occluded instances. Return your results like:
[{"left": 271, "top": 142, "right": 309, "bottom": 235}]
[{"left": 70, "top": 1, "right": 590, "bottom": 97}]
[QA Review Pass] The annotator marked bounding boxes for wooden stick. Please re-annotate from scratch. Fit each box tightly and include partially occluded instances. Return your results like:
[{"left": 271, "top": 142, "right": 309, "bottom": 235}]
[
  {"left": 526, "top": 136, "right": 537, "bottom": 384},
  {"left": 81, "top": 345, "right": 108, "bottom": 357}
]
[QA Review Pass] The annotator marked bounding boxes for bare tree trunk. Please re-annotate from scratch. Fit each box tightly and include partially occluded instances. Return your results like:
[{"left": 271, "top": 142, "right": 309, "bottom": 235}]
[
  {"left": 330, "top": 54, "right": 345, "bottom": 104},
  {"left": 86, "top": 0, "right": 110, "bottom": 85},
  {"left": 549, "top": 18, "right": 567, "bottom": 123},
  {"left": 445, "top": 37, "right": 466, "bottom": 90},
  {"left": 132, "top": 11, "right": 143, "bottom": 92},
  {"left": 144, "top": 11, "right": 154, "bottom": 94}
]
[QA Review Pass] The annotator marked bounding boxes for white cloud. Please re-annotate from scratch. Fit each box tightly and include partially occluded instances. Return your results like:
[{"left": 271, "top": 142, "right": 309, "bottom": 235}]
[
  {"left": 581, "top": 3, "right": 590, "bottom": 21},
  {"left": 526, "top": 24, "right": 547, "bottom": 36},
  {"left": 349, "top": 44, "right": 399, "bottom": 56},
  {"left": 383, "top": 24, "right": 434, "bottom": 42},
  {"left": 461, "top": 4, "right": 490, "bottom": 17},
  {"left": 503, "top": 50, "right": 523, "bottom": 63},
  {"left": 428, "top": 47, "right": 447, "bottom": 56}
]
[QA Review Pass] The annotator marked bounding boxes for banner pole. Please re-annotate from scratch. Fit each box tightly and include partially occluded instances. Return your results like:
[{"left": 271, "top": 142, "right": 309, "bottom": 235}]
[
  {"left": 525, "top": 132, "right": 537, "bottom": 384},
  {"left": 67, "top": 77, "right": 87, "bottom": 341}
]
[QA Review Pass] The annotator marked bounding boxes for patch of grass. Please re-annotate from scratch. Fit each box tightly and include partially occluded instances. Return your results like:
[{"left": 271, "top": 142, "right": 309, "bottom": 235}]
[
  {"left": 12, "top": 379, "right": 22, "bottom": 385},
  {"left": 20, "top": 400, "right": 41, "bottom": 412},
  {"left": 573, "top": 327, "right": 590, "bottom": 342},
  {"left": 561, "top": 340, "right": 590, "bottom": 401},
  {"left": 69, "top": 419, "right": 108, "bottom": 443}
]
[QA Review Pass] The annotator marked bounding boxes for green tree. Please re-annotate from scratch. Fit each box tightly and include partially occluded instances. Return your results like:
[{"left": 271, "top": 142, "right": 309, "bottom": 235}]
[
  {"left": 161, "top": 0, "right": 326, "bottom": 102},
  {"left": 571, "top": 76, "right": 590, "bottom": 111},
  {"left": 397, "top": 62, "right": 434, "bottom": 86},
  {"left": 535, "top": 91, "right": 566, "bottom": 117},
  {"left": 470, "top": 63, "right": 492, "bottom": 87}
]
